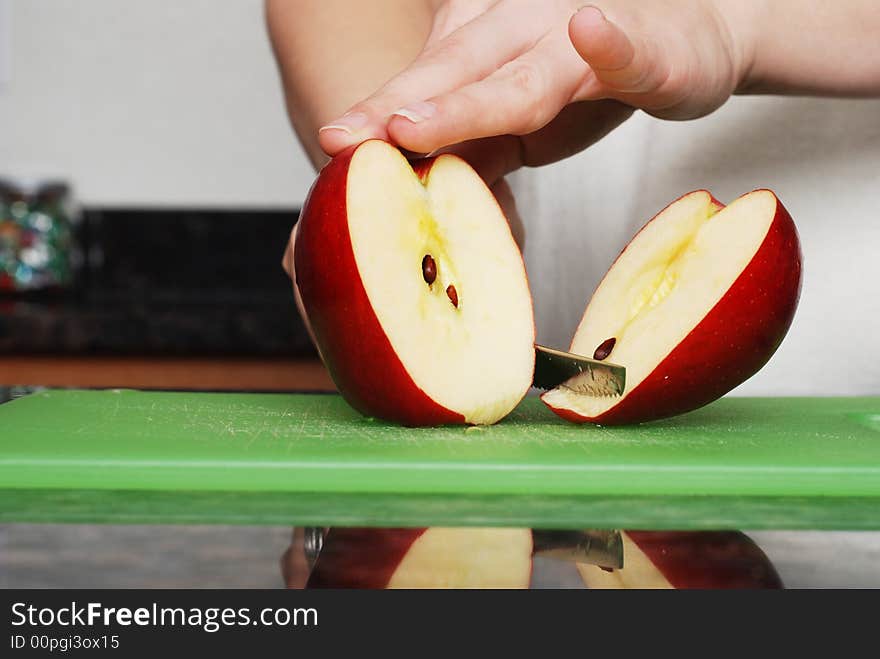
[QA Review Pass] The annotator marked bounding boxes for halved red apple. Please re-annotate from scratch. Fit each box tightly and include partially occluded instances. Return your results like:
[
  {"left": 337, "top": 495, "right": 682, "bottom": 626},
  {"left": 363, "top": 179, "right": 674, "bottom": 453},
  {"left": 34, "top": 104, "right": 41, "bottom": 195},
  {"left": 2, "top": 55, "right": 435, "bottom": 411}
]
[
  {"left": 577, "top": 531, "right": 783, "bottom": 589},
  {"left": 542, "top": 189, "right": 802, "bottom": 425},
  {"left": 294, "top": 140, "right": 535, "bottom": 426},
  {"left": 306, "top": 527, "right": 534, "bottom": 589}
]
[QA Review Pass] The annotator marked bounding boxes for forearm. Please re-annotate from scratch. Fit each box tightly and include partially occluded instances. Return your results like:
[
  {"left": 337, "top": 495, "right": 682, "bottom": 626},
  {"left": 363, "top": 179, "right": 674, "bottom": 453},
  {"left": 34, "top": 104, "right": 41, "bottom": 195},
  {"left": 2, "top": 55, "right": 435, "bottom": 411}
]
[
  {"left": 265, "top": 0, "right": 435, "bottom": 168},
  {"left": 721, "top": 0, "right": 880, "bottom": 97}
]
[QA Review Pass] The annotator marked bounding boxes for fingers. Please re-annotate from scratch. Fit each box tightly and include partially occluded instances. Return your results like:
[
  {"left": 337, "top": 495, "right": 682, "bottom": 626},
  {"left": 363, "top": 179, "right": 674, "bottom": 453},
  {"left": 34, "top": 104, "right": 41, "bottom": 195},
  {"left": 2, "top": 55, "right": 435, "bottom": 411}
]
[
  {"left": 421, "top": 0, "right": 495, "bottom": 49},
  {"left": 285, "top": 222, "right": 322, "bottom": 354},
  {"left": 433, "top": 100, "right": 633, "bottom": 190},
  {"left": 437, "top": 135, "right": 524, "bottom": 187},
  {"left": 319, "top": 3, "right": 546, "bottom": 156},
  {"left": 386, "top": 35, "right": 583, "bottom": 154},
  {"left": 568, "top": 5, "right": 667, "bottom": 98},
  {"left": 281, "top": 224, "right": 297, "bottom": 278},
  {"left": 280, "top": 528, "right": 310, "bottom": 589},
  {"left": 518, "top": 100, "right": 635, "bottom": 166},
  {"left": 318, "top": 3, "right": 660, "bottom": 161},
  {"left": 318, "top": 111, "right": 379, "bottom": 155}
]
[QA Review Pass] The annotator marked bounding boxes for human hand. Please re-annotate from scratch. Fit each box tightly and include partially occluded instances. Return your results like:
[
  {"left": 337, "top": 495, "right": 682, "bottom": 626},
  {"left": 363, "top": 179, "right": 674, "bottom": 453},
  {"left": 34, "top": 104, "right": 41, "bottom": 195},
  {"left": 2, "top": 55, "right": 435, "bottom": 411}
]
[{"left": 317, "top": 0, "right": 754, "bottom": 179}]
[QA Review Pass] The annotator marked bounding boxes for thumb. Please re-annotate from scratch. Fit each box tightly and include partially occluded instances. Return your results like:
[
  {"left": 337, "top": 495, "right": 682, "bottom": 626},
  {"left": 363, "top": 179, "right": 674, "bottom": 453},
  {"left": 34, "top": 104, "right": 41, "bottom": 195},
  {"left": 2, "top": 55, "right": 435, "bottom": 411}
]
[{"left": 569, "top": 5, "right": 664, "bottom": 96}]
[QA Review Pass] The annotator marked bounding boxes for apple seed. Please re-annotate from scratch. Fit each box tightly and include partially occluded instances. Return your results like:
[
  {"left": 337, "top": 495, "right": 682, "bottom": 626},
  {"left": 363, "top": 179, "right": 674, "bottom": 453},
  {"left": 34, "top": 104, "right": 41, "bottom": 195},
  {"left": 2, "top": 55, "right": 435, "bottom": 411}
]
[
  {"left": 422, "top": 254, "right": 437, "bottom": 285},
  {"left": 593, "top": 337, "right": 616, "bottom": 360},
  {"left": 446, "top": 284, "right": 458, "bottom": 308}
]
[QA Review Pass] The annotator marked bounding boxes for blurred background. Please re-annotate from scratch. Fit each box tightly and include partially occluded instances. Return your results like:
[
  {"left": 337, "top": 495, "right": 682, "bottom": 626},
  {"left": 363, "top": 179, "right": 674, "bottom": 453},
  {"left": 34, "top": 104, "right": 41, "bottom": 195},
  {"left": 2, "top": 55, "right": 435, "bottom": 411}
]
[
  {"left": 0, "top": 0, "right": 326, "bottom": 587},
  {"left": 0, "top": 0, "right": 329, "bottom": 396},
  {"left": 2, "top": 0, "right": 313, "bottom": 205}
]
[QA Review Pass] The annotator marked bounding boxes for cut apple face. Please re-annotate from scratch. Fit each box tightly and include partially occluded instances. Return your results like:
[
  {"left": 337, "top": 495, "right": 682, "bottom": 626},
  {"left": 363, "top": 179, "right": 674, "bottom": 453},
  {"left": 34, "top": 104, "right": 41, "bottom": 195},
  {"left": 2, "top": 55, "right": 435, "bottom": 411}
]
[
  {"left": 294, "top": 140, "right": 535, "bottom": 426},
  {"left": 577, "top": 531, "right": 783, "bottom": 589},
  {"left": 306, "top": 527, "right": 534, "bottom": 589},
  {"left": 543, "top": 189, "right": 802, "bottom": 425}
]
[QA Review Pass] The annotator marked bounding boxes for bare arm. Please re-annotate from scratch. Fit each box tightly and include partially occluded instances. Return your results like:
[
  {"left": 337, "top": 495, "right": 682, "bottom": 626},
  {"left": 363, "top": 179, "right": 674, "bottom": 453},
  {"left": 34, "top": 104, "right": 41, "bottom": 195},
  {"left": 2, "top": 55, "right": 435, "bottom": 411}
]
[
  {"left": 732, "top": 0, "right": 880, "bottom": 96},
  {"left": 265, "top": 0, "right": 436, "bottom": 169},
  {"left": 270, "top": 0, "right": 880, "bottom": 165}
]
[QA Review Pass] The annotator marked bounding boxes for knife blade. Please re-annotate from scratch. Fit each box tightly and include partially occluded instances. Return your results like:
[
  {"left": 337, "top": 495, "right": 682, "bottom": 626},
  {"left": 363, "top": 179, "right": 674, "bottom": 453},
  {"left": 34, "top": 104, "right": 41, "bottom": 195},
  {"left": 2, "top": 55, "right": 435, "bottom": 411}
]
[
  {"left": 533, "top": 344, "right": 626, "bottom": 397},
  {"left": 532, "top": 529, "right": 624, "bottom": 570}
]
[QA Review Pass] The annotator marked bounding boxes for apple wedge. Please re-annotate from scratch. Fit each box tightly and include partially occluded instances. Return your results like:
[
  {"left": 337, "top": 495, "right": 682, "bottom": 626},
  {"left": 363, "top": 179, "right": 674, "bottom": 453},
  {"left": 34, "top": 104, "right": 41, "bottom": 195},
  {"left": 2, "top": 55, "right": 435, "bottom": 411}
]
[
  {"left": 306, "top": 527, "right": 534, "bottom": 589},
  {"left": 577, "top": 531, "right": 783, "bottom": 589},
  {"left": 542, "top": 189, "right": 802, "bottom": 425},
  {"left": 293, "top": 140, "right": 535, "bottom": 426}
]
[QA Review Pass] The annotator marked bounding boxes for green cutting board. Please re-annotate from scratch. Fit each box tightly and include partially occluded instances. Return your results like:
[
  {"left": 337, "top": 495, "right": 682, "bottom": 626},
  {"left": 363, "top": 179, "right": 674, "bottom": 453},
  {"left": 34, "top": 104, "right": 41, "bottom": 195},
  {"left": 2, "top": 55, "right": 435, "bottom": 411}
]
[{"left": 1, "top": 389, "right": 878, "bottom": 530}]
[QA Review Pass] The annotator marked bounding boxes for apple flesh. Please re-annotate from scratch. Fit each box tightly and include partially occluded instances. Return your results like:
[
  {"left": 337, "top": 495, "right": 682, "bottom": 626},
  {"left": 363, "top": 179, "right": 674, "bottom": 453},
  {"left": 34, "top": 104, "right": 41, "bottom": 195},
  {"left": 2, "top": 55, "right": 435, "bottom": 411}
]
[
  {"left": 543, "top": 189, "right": 802, "bottom": 425},
  {"left": 306, "top": 527, "right": 534, "bottom": 589},
  {"left": 577, "top": 531, "right": 782, "bottom": 589},
  {"left": 294, "top": 140, "right": 535, "bottom": 426}
]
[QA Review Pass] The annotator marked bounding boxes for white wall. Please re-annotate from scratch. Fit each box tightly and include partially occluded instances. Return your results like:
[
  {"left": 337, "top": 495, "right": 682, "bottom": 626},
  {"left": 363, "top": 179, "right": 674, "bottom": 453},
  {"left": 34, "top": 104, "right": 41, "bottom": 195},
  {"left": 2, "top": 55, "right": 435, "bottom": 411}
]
[{"left": 0, "top": 0, "right": 314, "bottom": 207}]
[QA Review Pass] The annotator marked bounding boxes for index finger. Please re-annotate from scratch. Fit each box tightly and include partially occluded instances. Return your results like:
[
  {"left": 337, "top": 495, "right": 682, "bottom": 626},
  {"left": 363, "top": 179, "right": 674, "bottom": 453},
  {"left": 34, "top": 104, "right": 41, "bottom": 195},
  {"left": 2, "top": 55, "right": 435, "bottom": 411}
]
[{"left": 319, "top": 2, "right": 553, "bottom": 155}]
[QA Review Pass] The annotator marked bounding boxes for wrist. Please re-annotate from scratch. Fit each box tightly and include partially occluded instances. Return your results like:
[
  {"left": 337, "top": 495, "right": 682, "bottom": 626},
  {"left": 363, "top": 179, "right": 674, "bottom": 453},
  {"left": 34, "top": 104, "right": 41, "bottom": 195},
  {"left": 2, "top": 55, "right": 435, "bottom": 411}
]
[{"left": 711, "top": 0, "right": 766, "bottom": 94}]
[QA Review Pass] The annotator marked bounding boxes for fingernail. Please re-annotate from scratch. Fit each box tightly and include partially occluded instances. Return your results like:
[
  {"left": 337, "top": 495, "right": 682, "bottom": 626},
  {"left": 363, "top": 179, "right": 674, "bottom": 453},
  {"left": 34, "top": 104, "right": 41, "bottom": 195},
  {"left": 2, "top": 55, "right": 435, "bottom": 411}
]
[
  {"left": 319, "top": 111, "right": 368, "bottom": 134},
  {"left": 392, "top": 101, "right": 437, "bottom": 124},
  {"left": 575, "top": 5, "right": 606, "bottom": 24}
]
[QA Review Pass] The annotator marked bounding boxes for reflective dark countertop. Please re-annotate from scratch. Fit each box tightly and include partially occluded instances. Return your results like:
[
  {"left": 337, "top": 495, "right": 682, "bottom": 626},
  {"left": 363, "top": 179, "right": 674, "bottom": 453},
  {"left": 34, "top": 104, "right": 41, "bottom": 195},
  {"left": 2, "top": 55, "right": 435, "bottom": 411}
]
[{"left": 0, "top": 207, "right": 315, "bottom": 357}]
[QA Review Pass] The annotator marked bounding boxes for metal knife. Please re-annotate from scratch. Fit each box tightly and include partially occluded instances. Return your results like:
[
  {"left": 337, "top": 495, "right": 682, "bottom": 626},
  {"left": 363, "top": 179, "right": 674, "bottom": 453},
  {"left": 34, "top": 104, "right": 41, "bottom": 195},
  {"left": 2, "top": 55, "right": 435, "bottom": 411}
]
[
  {"left": 304, "top": 527, "right": 624, "bottom": 571},
  {"left": 533, "top": 344, "right": 626, "bottom": 397},
  {"left": 532, "top": 529, "right": 624, "bottom": 570}
]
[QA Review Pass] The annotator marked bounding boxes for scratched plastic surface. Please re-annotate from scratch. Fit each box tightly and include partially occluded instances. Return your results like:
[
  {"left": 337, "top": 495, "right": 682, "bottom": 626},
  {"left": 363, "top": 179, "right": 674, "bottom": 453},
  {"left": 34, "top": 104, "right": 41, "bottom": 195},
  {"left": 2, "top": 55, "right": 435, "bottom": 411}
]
[{"left": 1, "top": 390, "right": 878, "bottom": 529}]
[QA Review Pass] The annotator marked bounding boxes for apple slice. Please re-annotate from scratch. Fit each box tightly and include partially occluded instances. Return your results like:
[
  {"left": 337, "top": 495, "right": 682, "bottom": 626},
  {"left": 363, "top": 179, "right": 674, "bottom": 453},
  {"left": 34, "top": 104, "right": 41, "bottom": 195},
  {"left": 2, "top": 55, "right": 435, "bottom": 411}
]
[
  {"left": 293, "top": 140, "right": 535, "bottom": 426},
  {"left": 306, "top": 527, "right": 534, "bottom": 589},
  {"left": 542, "top": 189, "right": 802, "bottom": 425},
  {"left": 577, "top": 531, "right": 783, "bottom": 589}
]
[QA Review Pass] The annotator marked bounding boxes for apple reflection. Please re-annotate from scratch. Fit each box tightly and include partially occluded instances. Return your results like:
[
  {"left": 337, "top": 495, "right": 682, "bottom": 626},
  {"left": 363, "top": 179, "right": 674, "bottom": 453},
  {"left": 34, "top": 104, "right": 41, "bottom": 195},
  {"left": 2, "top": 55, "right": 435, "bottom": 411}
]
[{"left": 282, "top": 527, "right": 782, "bottom": 589}]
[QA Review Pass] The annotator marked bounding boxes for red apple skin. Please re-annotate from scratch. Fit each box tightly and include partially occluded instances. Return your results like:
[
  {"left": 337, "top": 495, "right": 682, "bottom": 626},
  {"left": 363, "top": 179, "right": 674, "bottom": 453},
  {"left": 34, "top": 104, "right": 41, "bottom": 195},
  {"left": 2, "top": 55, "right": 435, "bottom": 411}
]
[
  {"left": 545, "top": 190, "right": 802, "bottom": 425},
  {"left": 307, "top": 528, "right": 427, "bottom": 589},
  {"left": 294, "top": 142, "right": 464, "bottom": 426},
  {"left": 626, "top": 531, "right": 783, "bottom": 589}
]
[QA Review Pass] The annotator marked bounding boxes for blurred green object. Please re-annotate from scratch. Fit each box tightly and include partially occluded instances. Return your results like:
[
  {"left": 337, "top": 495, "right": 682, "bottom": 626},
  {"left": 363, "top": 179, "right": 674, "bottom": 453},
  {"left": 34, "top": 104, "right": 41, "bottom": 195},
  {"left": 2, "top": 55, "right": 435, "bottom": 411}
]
[{"left": 0, "top": 177, "right": 77, "bottom": 292}]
